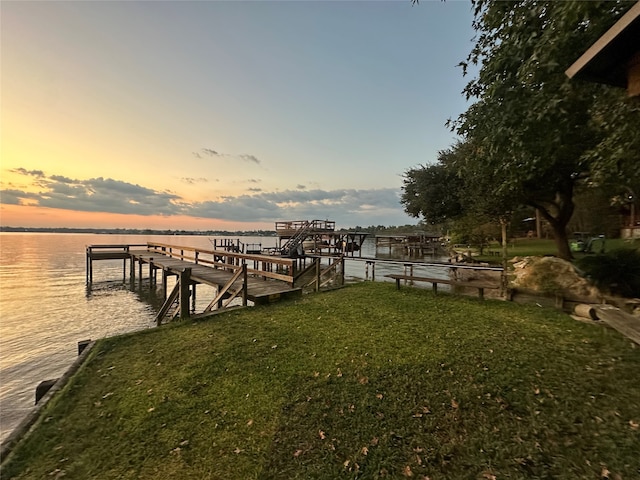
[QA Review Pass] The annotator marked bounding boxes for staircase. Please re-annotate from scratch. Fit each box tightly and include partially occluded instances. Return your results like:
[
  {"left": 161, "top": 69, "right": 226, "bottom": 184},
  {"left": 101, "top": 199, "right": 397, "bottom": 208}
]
[{"left": 280, "top": 220, "right": 312, "bottom": 257}]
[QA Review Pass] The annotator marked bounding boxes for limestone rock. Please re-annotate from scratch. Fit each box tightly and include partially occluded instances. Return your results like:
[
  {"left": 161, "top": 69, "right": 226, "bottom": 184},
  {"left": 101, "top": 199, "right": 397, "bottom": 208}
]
[{"left": 509, "top": 256, "right": 602, "bottom": 300}]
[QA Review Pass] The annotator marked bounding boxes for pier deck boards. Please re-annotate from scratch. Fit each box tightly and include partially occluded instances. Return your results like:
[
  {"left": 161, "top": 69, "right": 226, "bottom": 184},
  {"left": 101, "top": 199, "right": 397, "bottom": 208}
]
[
  {"left": 131, "top": 251, "right": 301, "bottom": 304},
  {"left": 86, "top": 243, "right": 302, "bottom": 310}
]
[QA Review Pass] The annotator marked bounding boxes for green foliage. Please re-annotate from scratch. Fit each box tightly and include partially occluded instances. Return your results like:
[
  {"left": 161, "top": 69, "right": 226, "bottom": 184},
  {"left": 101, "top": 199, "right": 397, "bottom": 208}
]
[
  {"left": 401, "top": 143, "right": 465, "bottom": 225},
  {"left": 3, "top": 282, "right": 640, "bottom": 479},
  {"left": 448, "top": 1, "right": 639, "bottom": 260},
  {"left": 577, "top": 248, "right": 640, "bottom": 298}
]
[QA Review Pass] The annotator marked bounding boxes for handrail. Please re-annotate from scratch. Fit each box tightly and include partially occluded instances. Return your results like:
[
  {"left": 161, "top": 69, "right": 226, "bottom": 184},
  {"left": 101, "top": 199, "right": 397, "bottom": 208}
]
[
  {"left": 145, "top": 242, "right": 296, "bottom": 285},
  {"left": 155, "top": 282, "right": 180, "bottom": 325},
  {"left": 275, "top": 220, "right": 335, "bottom": 232},
  {"left": 86, "top": 244, "right": 147, "bottom": 252},
  {"left": 280, "top": 220, "right": 312, "bottom": 255},
  {"left": 203, "top": 264, "right": 248, "bottom": 312}
]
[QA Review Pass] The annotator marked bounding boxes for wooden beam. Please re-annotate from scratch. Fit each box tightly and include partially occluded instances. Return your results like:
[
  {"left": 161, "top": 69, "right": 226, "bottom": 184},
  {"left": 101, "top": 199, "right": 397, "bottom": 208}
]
[{"left": 179, "top": 268, "right": 191, "bottom": 319}]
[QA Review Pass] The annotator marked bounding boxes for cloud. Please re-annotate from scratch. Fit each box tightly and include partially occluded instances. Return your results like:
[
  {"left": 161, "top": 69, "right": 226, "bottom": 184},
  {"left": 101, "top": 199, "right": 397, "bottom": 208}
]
[
  {"left": 296, "top": 184, "right": 306, "bottom": 190},
  {"left": 1, "top": 171, "right": 183, "bottom": 216},
  {"left": 194, "top": 148, "right": 261, "bottom": 165},
  {"left": 2, "top": 169, "right": 413, "bottom": 227},
  {"left": 201, "top": 148, "right": 220, "bottom": 157},
  {"left": 238, "top": 154, "right": 260, "bottom": 165},
  {"left": 181, "top": 177, "right": 208, "bottom": 185},
  {"left": 188, "top": 188, "right": 407, "bottom": 225},
  {"left": 11, "top": 168, "right": 44, "bottom": 177}
]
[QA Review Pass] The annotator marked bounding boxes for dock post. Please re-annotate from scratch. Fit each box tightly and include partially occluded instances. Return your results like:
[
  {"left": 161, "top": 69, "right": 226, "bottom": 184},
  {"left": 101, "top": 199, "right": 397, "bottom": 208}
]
[
  {"left": 340, "top": 256, "right": 345, "bottom": 285},
  {"left": 86, "top": 247, "right": 93, "bottom": 285},
  {"left": 162, "top": 269, "right": 168, "bottom": 300},
  {"left": 86, "top": 247, "right": 90, "bottom": 285},
  {"left": 191, "top": 283, "right": 197, "bottom": 312},
  {"left": 242, "top": 264, "right": 248, "bottom": 306},
  {"left": 130, "top": 256, "right": 135, "bottom": 284},
  {"left": 179, "top": 268, "right": 191, "bottom": 319},
  {"left": 315, "top": 258, "right": 321, "bottom": 292}
]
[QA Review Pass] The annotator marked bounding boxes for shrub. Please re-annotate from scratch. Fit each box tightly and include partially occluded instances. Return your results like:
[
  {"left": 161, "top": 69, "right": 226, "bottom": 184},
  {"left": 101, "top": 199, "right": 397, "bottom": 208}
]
[{"left": 577, "top": 248, "right": 640, "bottom": 298}]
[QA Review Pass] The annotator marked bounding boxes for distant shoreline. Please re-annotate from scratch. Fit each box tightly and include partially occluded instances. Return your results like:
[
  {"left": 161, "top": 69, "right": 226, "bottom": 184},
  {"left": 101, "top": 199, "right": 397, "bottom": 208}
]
[{"left": 0, "top": 226, "right": 277, "bottom": 236}]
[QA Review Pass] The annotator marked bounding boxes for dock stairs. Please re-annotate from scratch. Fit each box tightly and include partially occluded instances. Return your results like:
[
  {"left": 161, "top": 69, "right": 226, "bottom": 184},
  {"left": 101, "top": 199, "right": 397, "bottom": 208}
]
[{"left": 280, "top": 220, "right": 313, "bottom": 257}]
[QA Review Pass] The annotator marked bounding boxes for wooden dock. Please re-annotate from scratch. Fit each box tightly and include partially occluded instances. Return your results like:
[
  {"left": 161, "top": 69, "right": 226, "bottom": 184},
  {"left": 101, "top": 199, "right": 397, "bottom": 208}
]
[
  {"left": 86, "top": 242, "right": 346, "bottom": 324},
  {"left": 274, "top": 219, "right": 368, "bottom": 257}
]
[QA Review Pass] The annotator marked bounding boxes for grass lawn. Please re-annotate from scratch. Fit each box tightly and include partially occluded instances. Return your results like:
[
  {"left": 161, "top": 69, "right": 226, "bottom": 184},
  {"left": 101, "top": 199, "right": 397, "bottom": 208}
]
[
  {"left": 475, "top": 237, "right": 639, "bottom": 263},
  {"left": 2, "top": 282, "right": 639, "bottom": 479}
]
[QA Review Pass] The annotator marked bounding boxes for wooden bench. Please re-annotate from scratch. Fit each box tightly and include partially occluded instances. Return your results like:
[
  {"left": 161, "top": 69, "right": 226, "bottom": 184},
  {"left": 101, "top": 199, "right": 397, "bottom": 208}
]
[{"left": 385, "top": 274, "right": 501, "bottom": 300}]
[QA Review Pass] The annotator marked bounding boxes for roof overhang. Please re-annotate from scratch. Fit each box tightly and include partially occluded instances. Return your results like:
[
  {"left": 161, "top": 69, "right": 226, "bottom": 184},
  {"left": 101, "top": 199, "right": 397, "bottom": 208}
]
[{"left": 566, "top": 1, "right": 640, "bottom": 94}]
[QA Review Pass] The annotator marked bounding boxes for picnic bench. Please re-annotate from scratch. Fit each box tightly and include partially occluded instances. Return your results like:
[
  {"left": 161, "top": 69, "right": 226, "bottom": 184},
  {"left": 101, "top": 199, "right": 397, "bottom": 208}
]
[{"left": 385, "top": 274, "right": 501, "bottom": 300}]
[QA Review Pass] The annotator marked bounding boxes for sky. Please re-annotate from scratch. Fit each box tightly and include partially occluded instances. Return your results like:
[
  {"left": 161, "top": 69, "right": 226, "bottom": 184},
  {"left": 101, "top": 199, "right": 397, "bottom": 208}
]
[{"left": 1, "top": 0, "right": 477, "bottom": 231}]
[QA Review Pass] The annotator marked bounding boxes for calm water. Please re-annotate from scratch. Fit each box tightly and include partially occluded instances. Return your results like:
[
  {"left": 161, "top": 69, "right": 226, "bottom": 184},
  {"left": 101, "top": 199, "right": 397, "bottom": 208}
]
[{"left": 0, "top": 233, "right": 446, "bottom": 443}]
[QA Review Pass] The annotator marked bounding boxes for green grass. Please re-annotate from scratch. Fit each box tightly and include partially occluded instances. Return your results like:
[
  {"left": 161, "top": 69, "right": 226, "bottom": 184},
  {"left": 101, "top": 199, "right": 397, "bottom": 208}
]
[
  {"left": 3, "top": 282, "right": 640, "bottom": 479},
  {"left": 476, "top": 237, "right": 639, "bottom": 263}
]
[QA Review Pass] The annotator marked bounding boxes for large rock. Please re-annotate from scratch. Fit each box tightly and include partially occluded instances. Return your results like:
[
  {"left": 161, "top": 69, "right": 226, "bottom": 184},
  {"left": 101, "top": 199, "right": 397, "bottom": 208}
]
[{"left": 509, "top": 256, "right": 602, "bottom": 301}]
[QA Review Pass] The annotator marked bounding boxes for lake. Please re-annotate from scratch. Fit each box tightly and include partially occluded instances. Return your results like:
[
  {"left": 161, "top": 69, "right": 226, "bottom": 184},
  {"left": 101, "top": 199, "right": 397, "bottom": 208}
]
[{"left": 0, "top": 233, "right": 447, "bottom": 443}]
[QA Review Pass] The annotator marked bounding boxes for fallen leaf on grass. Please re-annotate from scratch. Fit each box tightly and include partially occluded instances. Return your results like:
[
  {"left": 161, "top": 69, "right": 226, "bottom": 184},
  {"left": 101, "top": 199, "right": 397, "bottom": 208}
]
[
  {"left": 629, "top": 420, "right": 639, "bottom": 430},
  {"left": 403, "top": 465, "right": 413, "bottom": 477},
  {"left": 451, "top": 399, "right": 459, "bottom": 409},
  {"left": 293, "top": 449, "right": 303, "bottom": 458},
  {"left": 102, "top": 392, "right": 114, "bottom": 399},
  {"left": 319, "top": 430, "right": 326, "bottom": 440},
  {"left": 361, "top": 446, "right": 369, "bottom": 455}
]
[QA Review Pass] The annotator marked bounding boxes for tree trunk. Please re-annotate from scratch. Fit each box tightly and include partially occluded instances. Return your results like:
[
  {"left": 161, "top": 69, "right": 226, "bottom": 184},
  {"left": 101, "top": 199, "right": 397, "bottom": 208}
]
[
  {"left": 500, "top": 216, "right": 509, "bottom": 296},
  {"left": 500, "top": 217, "right": 508, "bottom": 260},
  {"left": 549, "top": 220, "right": 573, "bottom": 261},
  {"left": 534, "top": 195, "right": 574, "bottom": 261},
  {"left": 529, "top": 184, "right": 575, "bottom": 261}
]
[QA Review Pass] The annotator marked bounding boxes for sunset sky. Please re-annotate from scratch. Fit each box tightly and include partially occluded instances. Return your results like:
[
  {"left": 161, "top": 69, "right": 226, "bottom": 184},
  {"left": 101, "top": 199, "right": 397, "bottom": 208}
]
[{"left": 1, "top": 0, "right": 476, "bottom": 231}]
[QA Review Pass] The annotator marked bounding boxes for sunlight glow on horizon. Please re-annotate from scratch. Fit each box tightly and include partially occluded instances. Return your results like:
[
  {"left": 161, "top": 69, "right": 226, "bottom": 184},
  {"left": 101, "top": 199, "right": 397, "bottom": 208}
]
[
  {"left": 1, "top": 1, "right": 476, "bottom": 230},
  {"left": 0, "top": 204, "right": 273, "bottom": 231}
]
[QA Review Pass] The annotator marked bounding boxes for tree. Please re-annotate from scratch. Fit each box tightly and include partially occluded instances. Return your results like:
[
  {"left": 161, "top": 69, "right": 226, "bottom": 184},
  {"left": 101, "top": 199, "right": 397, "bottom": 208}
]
[
  {"left": 403, "top": 137, "right": 517, "bottom": 261},
  {"left": 450, "top": 1, "right": 637, "bottom": 260},
  {"left": 401, "top": 143, "right": 466, "bottom": 226}
]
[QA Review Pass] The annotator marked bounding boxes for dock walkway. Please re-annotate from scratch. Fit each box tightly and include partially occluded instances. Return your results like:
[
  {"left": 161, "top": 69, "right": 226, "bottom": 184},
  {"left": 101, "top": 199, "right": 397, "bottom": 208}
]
[
  {"left": 129, "top": 250, "right": 300, "bottom": 304},
  {"left": 86, "top": 242, "right": 305, "bottom": 323}
]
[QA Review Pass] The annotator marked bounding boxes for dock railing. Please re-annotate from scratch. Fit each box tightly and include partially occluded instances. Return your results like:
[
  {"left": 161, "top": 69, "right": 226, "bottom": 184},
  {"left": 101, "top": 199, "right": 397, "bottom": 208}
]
[
  {"left": 145, "top": 242, "right": 297, "bottom": 286},
  {"left": 275, "top": 219, "right": 335, "bottom": 236}
]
